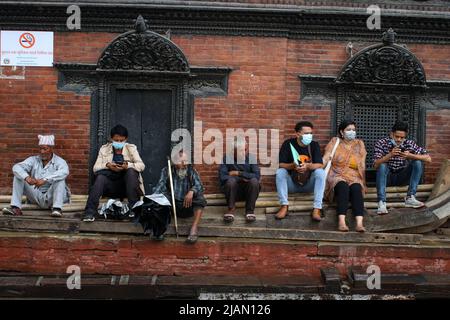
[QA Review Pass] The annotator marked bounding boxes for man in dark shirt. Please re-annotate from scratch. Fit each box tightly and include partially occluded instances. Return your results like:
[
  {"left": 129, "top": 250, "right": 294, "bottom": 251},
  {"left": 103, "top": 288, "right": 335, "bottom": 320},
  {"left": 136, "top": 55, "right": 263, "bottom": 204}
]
[
  {"left": 219, "top": 140, "right": 261, "bottom": 223},
  {"left": 374, "top": 121, "right": 431, "bottom": 215},
  {"left": 275, "top": 121, "right": 325, "bottom": 221}
]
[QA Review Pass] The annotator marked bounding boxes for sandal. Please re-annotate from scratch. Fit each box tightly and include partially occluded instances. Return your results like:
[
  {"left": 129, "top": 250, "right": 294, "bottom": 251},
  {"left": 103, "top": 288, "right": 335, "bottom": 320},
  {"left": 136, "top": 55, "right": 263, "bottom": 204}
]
[
  {"left": 338, "top": 225, "right": 349, "bottom": 232},
  {"left": 245, "top": 213, "right": 256, "bottom": 222},
  {"left": 186, "top": 233, "right": 199, "bottom": 244},
  {"left": 223, "top": 213, "right": 235, "bottom": 223}
]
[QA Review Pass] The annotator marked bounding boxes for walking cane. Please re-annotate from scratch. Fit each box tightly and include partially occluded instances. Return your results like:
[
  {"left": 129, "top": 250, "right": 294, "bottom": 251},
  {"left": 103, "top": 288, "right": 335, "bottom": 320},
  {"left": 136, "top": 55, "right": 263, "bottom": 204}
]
[{"left": 167, "top": 157, "right": 179, "bottom": 238}]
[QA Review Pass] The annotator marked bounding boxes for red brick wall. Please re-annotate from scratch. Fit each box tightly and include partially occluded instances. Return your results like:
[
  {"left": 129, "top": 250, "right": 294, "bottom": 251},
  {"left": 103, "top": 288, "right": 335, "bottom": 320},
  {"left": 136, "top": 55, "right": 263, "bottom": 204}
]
[
  {"left": 0, "top": 235, "right": 449, "bottom": 277},
  {"left": 1, "top": 32, "right": 449, "bottom": 195}
]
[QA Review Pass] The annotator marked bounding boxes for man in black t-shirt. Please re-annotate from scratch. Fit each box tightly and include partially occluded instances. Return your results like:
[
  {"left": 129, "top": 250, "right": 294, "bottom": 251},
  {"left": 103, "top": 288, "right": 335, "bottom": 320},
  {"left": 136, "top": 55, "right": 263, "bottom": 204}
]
[{"left": 275, "top": 121, "right": 325, "bottom": 221}]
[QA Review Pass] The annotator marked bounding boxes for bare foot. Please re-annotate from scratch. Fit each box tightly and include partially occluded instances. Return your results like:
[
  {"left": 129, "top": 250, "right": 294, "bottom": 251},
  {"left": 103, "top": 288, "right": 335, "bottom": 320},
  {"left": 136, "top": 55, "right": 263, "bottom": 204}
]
[
  {"left": 338, "top": 224, "right": 349, "bottom": 232},
  {"left": 275, "top": 205, "right": 289, "bottom": 220},
  {"left": 356, "top": 225, "right": 366, "bottom": 233}
]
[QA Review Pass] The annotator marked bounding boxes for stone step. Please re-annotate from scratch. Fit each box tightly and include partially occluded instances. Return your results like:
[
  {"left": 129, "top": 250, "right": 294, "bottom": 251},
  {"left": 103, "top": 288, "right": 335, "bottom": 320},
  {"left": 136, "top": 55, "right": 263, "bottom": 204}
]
[
  {"left": 0, "top": 184, "right": 433, "bottom": 203},
  {"left": 204, "top": 184, "right": 434, "bottom": 199},
  {"left": 204, "top": 192, "right": 429, "bottom": 206}
]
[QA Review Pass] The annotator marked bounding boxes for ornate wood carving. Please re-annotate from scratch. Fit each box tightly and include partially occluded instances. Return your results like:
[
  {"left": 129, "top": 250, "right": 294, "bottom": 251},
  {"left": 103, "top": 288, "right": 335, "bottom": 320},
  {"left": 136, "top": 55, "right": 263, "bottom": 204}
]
[
  {"left": 1, "top": 4, "right": 450, "bottom": 44},
  {"left": 336, "top": 29, "right": 426, "bottom": 88},
  {"left": 97, "top": 16, "right": 189, "bottom": 73}
]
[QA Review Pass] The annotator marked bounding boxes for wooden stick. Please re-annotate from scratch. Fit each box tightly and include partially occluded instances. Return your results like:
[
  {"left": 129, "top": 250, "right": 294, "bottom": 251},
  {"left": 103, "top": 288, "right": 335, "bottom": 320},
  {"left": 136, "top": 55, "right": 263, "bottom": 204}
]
[{"left": 167, "top": 158, "right": 179, "bottom": 238}]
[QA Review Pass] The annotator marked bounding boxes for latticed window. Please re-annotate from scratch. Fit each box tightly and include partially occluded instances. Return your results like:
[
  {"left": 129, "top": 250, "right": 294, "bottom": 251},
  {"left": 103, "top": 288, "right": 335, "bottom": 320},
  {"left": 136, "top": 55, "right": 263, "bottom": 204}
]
[{"left": 336, "top": 91, "right": 419, "bottom": 169}]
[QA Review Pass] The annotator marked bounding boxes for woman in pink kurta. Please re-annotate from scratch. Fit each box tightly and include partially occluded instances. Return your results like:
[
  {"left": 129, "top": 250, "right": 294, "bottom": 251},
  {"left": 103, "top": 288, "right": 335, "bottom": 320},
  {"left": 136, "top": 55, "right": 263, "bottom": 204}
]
[{"left": 323, "top": 120, "right": 367, "bottom": 232}]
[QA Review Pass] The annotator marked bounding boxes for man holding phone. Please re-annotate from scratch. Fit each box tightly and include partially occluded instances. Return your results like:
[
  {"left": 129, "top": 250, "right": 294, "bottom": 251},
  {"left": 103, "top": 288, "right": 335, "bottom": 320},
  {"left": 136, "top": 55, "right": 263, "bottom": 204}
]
[
  {"left": 374, "top": 121, "right": 431, "bottom": 215},
  {"left": 83, "top": 124, "right": 145, "bottom": 222}
]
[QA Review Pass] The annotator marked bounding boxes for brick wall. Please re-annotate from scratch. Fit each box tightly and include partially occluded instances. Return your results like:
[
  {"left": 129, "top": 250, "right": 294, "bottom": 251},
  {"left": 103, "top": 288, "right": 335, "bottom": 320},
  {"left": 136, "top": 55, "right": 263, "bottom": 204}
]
[
  {"left": 0, "top": 235, "right": 449, "bottom": 277},
  {"left": 0, "top": 32, "right": 449, "bottom": 195}
]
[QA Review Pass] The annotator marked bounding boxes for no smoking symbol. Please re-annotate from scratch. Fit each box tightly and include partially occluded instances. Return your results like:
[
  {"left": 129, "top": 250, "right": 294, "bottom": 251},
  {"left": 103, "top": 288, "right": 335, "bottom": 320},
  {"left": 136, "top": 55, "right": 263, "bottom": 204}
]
[{"left": 19, "top": 33, "right": 35, "bottom": 48}]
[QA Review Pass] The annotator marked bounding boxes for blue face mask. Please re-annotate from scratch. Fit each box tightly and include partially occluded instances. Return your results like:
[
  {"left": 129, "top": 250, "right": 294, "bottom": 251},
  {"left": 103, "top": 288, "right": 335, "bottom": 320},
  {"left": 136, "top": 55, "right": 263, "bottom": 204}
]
[
  {"left": 390, "top": 138, "right": 398, "bottom": 146},
  {"left": 301, "top": 133, "right": 313, "bottom": 146},
  {"left": 344, "top": 130, "right": 356, "bottom": 140},
  {"left": 112, "top": 141, "right": 126, "bottom": 149}
]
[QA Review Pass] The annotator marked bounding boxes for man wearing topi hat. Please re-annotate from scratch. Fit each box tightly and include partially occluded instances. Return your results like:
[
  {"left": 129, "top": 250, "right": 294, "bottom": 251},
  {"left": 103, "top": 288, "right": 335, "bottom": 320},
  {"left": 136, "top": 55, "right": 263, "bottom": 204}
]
[{"left": 2, "top": 134, "right": 71, "bottom": 217}]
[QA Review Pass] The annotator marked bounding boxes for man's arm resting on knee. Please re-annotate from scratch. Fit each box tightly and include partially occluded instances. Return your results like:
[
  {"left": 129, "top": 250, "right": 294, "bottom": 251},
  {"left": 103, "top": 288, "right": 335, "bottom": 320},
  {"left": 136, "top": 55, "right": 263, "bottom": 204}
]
[
  {"left": 12, "top": 157, "right": 35, "bottom": 180},
  {"left": 374, "top": 150, "right": 397, "bottom": 170},
  {"left": 279, "top": 162, "right": 296, "bottom": 170},
  {"left": 402, "top": 152, "right": 432, "bottom": 163},
  {"left": 307, "top": 163, "right": 323, "bottom": 170}
]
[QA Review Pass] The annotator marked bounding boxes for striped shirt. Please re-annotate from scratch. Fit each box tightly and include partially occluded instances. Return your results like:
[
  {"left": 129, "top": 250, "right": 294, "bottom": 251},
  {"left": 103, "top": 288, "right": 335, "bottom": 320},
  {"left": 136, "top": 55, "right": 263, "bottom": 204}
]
[{"left": 373, "top": 137, "right": 427, "bottom": 171}]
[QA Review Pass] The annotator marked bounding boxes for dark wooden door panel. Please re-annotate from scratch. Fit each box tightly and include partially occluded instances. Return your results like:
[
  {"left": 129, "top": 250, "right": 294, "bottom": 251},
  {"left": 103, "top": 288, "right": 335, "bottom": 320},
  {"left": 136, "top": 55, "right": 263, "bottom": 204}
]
[
  {"left": 113, "top": 89, "right": 173, "bottom": 192},
  {"left": 141, "top": 89, "right": 172, "bottom": 190},
  {"left": 114, "top": 89, "right": 143, "bottom": 150}
]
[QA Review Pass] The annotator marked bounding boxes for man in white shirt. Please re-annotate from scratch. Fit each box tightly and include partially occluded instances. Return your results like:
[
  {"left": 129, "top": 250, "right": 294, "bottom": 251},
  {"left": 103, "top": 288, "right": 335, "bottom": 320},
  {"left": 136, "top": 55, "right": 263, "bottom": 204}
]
[{"left": 2, "top": 134, "right": 71, "bottom": 217}]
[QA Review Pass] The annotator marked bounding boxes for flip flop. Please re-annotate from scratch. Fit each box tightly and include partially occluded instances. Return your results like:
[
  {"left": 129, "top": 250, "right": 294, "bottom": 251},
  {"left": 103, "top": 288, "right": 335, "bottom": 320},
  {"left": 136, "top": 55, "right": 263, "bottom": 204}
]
[
  {"left": 223, "top": 213, "right": 235, "bottom": 223},
  {"left": 245, "top": 213, "right": 256, "bottom": 222},
  {"left": 186, "top": 234, "right": 199, "bottom": 244}
]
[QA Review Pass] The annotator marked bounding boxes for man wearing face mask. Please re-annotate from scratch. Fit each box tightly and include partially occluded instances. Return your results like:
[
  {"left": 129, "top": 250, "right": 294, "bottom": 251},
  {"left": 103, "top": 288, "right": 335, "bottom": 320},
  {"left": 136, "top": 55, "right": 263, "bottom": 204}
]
[
  {"left": 374, "top": 121, "right": 431, "bottom": 215},
  {"left": 275, "top": 121, "right": 326, "bottom": 221},
  {"left": 2, "top": 135, "right": 71, "bottom": 217},
  {"left": 83, "top": 124, "right": 145, "bottom": 222}
]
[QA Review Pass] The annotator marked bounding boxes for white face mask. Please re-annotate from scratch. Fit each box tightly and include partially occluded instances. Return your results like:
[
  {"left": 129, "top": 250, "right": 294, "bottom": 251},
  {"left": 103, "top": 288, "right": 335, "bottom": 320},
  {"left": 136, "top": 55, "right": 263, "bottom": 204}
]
[
  {"left": 344, "top": 130, "right": 356, "bottom": 140},
  {"left": 301, "top": 133, "right": 313, "bottom": 145}
]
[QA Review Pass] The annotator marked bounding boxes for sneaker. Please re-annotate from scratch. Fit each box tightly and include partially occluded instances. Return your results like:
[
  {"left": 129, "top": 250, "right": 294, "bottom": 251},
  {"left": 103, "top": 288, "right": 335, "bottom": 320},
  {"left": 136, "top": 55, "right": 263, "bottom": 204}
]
[
  {"left": 377, "top": 201, "right": 388, "bottom": 215},
  {"left": 83, "top": 212, "right": 95, "bottom": 222},
  {"left": 2, "top": 206, "right": 23, "bottom": 216},
  {"left": 50, "top": 208, "right": 62, "bottom": 217},
  {"left": 405, "top": 195, "right": 425, "bottom": 208}
]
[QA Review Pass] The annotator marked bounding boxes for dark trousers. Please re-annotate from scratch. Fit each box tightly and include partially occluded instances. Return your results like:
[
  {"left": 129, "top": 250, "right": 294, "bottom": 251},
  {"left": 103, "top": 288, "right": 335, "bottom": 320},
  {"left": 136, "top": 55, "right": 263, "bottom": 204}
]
[
  {"left": 175, "top": 193, "right": 207, "bottom": 218},
  {"left": 222, "top": 177, "right": 260, "bottom": 214},
  {"left": 85, "top": 169, "right": 142, "bottom": 215},
  {"left": 334, "top": 181, "right": 364, "bottom": 216}
]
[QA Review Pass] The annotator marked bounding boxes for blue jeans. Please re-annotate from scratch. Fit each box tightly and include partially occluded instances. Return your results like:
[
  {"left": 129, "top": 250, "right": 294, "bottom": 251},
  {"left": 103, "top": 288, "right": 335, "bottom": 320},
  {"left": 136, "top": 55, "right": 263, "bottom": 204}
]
[
  {"left": 276, "top": 168, "right": 326, "bottom": 209},
  {"left": 376, "top": 160, "right": 423, "bottom": 202}
]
